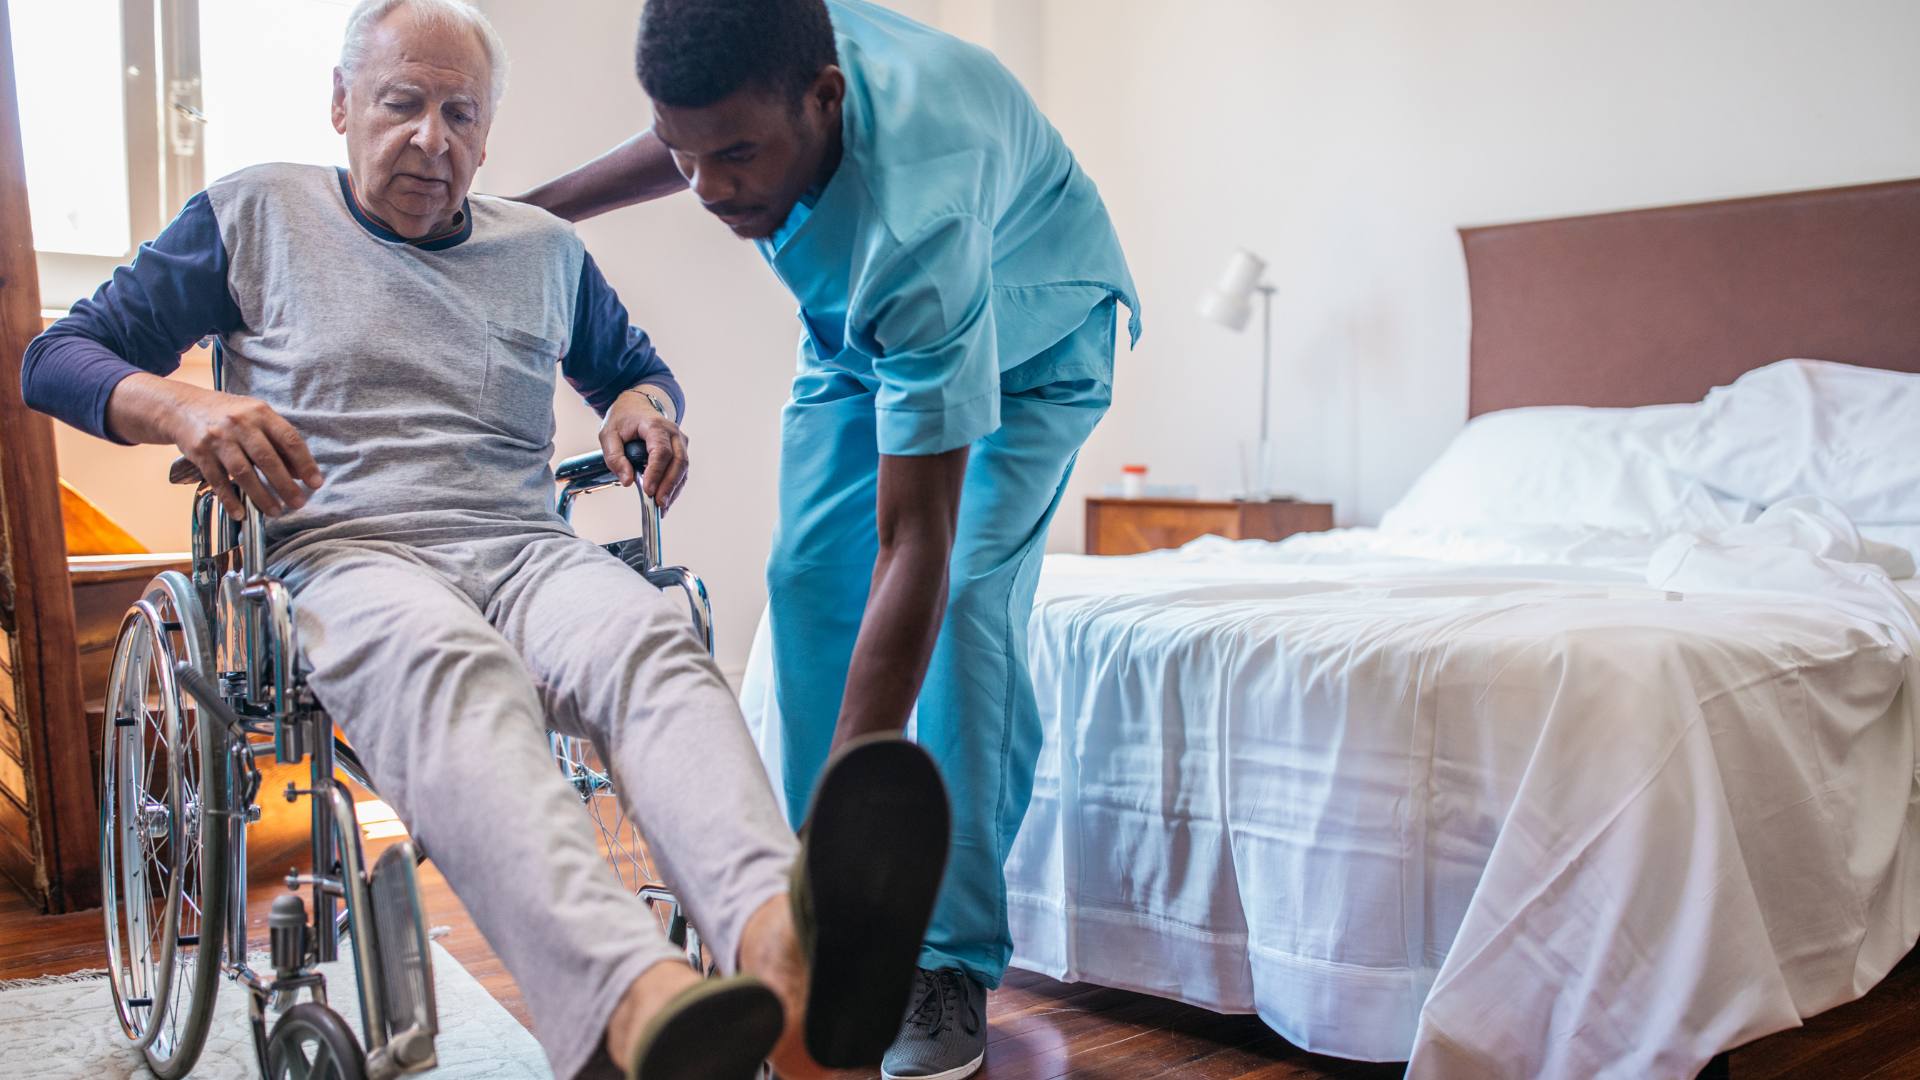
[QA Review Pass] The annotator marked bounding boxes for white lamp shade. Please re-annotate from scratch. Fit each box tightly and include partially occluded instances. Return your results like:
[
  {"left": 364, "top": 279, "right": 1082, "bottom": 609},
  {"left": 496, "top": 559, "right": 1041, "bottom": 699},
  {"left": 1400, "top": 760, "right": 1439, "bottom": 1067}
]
[{"left": 1198, "top": 248, "right": 1268, "bottom": 332}]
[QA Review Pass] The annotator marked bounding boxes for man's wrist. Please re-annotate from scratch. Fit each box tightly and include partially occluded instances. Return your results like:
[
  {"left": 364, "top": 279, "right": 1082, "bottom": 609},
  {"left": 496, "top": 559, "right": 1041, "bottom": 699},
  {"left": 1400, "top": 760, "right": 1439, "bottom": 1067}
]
[
  {"left": 108, "top": 372, "right": 179, "bottom": 446},
  {"left": 626, "top": 384, "right": 676, "bottom": 422}
]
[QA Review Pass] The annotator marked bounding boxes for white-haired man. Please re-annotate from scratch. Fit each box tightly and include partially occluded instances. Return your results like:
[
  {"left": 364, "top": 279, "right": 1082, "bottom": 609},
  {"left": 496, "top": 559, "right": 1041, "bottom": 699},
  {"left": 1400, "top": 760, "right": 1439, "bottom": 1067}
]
[{"left": 22, "top": 3, "right": 949, "bottom": 1078}]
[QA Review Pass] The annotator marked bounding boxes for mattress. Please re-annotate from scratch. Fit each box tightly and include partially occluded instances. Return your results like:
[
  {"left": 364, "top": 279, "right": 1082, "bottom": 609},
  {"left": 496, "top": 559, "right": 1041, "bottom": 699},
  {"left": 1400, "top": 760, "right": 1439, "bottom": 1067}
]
[{"left": 740, "top": 516, "right": 1920, "bottom": 1079}]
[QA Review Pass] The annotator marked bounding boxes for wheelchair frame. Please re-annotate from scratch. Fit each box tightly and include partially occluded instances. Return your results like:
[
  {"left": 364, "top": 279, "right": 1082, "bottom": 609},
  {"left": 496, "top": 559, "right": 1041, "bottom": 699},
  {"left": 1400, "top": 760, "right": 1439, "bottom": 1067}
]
[{"left": 97, "top": 436, "right": 712, "bottom": 1080}]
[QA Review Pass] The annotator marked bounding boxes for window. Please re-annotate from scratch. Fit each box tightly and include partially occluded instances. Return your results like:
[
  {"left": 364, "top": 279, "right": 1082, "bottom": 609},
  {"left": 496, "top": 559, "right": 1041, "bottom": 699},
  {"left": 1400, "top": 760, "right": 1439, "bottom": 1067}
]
[
  {"left": 17, "top": 0, "right": 352, "bottom": 306},
  {"left": 199, "top": 0, "right": 352, "bottom": 180},
  {"left": 13, "top": 0, "right": 132, "bottom": 258}
]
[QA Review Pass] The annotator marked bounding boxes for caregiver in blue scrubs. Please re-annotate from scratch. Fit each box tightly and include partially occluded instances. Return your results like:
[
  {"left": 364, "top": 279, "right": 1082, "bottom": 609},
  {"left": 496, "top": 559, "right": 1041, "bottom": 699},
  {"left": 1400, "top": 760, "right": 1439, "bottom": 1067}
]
[{"left": 522, "top": 2, "right": 1138, "bottom": 1075}]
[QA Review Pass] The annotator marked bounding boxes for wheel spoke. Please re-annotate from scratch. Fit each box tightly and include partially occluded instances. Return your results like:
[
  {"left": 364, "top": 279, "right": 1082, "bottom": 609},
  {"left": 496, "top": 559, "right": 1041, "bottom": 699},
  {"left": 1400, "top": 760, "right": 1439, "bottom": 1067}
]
[{"left": 143, "top": 720, "right": 162, "bottom": 787}]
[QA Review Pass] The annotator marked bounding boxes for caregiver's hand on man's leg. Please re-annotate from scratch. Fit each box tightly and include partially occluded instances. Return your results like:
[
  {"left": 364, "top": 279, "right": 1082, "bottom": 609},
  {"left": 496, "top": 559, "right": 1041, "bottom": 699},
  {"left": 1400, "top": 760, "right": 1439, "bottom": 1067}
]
[
  {"left": 600, "top": 382, "right": 690, "bottom": 511},
  {"left": 105, "top": 371, "right": 324, "bottom": 520}
]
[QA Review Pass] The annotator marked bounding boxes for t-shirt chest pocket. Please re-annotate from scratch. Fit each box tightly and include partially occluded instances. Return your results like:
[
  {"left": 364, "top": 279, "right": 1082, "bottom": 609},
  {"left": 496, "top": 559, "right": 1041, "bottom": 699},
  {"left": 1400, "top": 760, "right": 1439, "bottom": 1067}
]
[{"left": 482, "top": 321, "right": 560, "bottom": 444}]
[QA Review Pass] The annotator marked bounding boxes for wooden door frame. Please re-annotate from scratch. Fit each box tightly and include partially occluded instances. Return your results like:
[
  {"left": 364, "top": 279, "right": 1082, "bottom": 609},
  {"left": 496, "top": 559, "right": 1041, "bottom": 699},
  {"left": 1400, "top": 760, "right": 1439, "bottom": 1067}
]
[{"left": 0, "top": 0, "right": 100, "bottom": 913}]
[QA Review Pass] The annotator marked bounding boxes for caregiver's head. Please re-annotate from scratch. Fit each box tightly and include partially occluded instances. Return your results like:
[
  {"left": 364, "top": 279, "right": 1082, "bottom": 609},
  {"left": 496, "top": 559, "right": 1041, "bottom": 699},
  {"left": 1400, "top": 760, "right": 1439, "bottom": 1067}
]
[
  {"left": 638, "top": 0, "right": 845, "bottom": 240},
  {"left": 333, "top": 0, "right": 507, "bottom": 239}
]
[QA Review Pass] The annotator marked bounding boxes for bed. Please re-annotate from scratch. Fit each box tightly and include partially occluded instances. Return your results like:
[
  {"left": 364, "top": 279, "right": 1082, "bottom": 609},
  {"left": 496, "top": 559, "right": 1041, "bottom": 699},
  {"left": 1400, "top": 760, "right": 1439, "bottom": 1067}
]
[{"left": 740, "top": 178, "right": 1920, "bottom": 1078}]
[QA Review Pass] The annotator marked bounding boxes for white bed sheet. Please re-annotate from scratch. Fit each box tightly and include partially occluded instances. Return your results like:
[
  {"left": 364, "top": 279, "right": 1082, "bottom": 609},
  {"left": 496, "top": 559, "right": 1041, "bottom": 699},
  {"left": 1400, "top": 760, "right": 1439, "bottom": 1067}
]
[{"left": 739, "top": 517, "right": 1920, "bottom": 1080}]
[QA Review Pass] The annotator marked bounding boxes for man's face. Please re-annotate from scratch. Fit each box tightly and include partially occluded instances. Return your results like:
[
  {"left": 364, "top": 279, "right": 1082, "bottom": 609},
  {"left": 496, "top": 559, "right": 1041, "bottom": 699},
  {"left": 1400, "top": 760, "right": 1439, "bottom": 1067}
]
[
  {"left": 331, "top": 11, "right": 491, "bottom": 240},
  {"left": 652, "top": 71, "right": 843, "bottom": 241}
]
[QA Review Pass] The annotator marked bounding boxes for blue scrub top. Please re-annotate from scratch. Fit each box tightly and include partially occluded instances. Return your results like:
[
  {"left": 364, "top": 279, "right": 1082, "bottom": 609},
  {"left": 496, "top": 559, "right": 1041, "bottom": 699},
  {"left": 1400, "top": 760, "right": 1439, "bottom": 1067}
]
[{"left": 757, "top": 0, "right": 1141, "bottom": 456}]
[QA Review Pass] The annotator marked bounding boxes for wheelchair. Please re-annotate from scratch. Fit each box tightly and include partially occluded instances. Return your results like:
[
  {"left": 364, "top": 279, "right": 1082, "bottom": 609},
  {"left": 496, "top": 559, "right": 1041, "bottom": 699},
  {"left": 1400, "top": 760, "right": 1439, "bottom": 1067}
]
[{"left": 97, "top": 426, "right": 712, "bottom": 1079}]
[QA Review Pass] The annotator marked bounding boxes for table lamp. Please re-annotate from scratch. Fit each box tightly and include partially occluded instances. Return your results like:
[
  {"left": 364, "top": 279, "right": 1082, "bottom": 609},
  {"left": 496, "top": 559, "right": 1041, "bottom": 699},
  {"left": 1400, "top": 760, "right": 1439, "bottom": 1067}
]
[{"left": 1199, "top": 249, "right": 1281, "bottom": 501}]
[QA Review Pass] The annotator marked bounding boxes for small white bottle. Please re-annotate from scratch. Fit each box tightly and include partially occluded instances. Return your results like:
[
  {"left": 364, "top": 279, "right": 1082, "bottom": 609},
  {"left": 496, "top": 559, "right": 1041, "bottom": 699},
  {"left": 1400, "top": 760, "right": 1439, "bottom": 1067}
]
[{"left": 1121, "top": 464, "right": 1148, "bottom": 499}]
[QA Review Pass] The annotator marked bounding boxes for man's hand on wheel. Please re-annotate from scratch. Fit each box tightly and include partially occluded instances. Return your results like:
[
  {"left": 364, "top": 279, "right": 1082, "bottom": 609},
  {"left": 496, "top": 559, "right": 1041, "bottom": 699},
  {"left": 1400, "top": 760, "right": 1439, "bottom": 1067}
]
[
  {"left": 106, "top": 372, "right": 323, "bottom": 521},
  {"left": 601, "top": 385, "right": 689, "bottom": 513}
]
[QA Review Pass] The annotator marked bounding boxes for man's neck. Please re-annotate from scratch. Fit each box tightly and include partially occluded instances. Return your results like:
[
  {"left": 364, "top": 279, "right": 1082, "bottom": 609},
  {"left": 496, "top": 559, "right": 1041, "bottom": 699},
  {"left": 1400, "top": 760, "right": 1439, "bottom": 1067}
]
[
  {"left": 807, "top": 123, "right": 844, "bottom": 201},
  {"left": 345, "top": 172, "right": 464, "bottom": 241}
]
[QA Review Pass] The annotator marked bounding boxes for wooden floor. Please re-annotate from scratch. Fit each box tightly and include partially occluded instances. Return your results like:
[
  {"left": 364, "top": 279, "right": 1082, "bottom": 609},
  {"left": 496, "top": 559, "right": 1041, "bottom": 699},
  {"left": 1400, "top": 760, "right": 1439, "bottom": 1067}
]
[{"left": 7, "top": 783, "right": 1920, "bottom": 1079}]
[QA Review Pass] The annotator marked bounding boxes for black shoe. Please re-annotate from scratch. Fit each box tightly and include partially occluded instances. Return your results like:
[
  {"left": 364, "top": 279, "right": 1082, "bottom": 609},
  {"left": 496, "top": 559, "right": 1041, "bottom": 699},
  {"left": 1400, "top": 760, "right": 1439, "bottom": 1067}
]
[{"left": 791, "top": 735, "right": 952, "bottom": 1068}]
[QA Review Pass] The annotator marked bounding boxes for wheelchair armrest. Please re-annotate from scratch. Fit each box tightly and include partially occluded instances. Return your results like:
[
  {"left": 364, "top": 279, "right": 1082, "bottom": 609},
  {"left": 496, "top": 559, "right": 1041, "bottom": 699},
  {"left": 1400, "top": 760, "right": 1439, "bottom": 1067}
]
[
  {"left": 169, "top": 455, "right": 205, "bottom": 486},
  {"left": 555, "top": 439, "right": 648, "bottom": 488}
]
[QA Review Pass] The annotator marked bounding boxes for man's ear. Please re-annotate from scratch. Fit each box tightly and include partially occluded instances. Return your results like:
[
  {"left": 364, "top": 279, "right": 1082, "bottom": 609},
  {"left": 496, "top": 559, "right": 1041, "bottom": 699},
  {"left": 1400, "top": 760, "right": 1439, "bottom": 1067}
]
[
  {"left": 331, "top": 68, "right": 349, "bottom": 134},
  {"left": 811, "top": 65, "right": 846, "bottom": 119}
]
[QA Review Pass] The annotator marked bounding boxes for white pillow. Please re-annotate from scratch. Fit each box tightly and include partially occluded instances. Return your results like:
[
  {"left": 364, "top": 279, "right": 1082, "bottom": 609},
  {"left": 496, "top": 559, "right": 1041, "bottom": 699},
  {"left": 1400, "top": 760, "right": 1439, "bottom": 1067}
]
[
  {"left": 1382, "top": 405, "right": 1753, "bottom": 535},
  {"left": 1664, "top": 359, "right": 1920, "bottom": 524}
]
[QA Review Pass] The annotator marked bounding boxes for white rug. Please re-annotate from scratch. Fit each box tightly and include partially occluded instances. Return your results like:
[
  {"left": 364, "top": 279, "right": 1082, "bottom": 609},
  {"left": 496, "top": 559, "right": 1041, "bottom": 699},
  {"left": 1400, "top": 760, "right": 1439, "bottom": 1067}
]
[{"left": 0, "top": 943, "right": 551, "bottom": 1077}]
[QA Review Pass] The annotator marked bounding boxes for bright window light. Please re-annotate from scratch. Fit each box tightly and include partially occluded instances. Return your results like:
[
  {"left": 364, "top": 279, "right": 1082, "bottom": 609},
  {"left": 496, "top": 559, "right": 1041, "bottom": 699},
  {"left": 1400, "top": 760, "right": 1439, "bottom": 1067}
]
[
  {"left": 12, "top": 0, "right": 132, "bottom": 257},
  {"left": 199, "top": 0, "right": 352, "bottom": 181}
]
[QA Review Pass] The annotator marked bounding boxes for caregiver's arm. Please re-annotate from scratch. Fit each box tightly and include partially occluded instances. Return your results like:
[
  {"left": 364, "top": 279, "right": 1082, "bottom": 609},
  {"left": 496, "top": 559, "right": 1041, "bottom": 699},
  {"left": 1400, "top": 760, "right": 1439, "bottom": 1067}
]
[
  {"left": 832, "top": 447, "right": 968, "bottom": 751},
  {"left": 831, "top": 214, "right": 999, "bottom": 750},
  {"left": 515, "top": 130, "right": 689, "bottom": 223}
]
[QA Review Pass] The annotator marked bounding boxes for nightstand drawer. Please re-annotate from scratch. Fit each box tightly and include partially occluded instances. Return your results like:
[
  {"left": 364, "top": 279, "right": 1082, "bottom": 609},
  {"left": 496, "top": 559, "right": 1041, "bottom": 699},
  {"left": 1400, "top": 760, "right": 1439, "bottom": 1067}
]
[{"left": 1085, "top": 498, "right": 1333, "bottom": 556}]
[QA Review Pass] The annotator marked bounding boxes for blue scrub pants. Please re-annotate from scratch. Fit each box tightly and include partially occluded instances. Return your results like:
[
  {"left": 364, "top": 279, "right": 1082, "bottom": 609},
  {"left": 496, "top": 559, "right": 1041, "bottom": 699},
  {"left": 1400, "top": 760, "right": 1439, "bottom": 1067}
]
[{"left": 768, "top": 301, "right": 1115, "bottom": 987}]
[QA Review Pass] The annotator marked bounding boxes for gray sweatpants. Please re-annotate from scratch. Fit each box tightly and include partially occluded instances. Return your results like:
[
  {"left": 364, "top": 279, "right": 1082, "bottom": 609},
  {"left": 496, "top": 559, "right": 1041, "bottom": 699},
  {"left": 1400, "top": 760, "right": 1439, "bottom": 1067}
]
[{"left": 273, "top": 527, "right": 797, "bottom": 1080}]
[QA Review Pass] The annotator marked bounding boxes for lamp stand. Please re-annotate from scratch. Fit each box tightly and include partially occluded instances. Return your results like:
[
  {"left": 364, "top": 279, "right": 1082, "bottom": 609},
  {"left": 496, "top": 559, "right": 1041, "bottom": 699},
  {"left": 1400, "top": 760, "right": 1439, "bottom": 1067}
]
[{"left": 1245, "top": 284, "right": 1280, "bottom": 502}]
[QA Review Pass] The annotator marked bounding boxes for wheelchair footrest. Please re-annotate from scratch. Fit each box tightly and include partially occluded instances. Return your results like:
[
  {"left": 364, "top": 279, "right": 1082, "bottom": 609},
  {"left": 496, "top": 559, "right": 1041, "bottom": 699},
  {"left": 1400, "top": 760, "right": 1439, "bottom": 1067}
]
[{"left": 368, "top": 841, "right": 439, "bottom": 1075}]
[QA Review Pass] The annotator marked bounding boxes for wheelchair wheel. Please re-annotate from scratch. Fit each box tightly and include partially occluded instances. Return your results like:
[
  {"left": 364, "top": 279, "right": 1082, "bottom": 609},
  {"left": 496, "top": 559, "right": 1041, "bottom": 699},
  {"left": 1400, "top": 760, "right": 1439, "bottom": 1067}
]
[
  {"left": 266, "top": 1003, "right": 368, "bottom": 1080},
  {"left": 550, "top": 735, "right": 678, "bottom": 941},
  {"left": 100, "top": 575, "right": 226, "bottom": 1074},
  {"left": 141, "top": 574, "right": 228, "bottom": 1079}
]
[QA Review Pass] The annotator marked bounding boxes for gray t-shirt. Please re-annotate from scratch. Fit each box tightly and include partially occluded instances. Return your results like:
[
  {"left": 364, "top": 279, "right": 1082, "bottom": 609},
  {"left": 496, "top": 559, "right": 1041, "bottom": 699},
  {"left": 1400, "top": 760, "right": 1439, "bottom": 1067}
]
[{"left": 23, "top": 163, "right": 682, "bottom": 553}]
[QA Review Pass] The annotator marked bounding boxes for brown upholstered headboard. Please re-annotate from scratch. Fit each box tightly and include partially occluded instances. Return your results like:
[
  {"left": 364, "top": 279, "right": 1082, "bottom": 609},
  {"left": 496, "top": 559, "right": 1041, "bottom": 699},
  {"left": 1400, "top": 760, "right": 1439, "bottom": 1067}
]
[{"left": 1461, "top": 178, "right": 1920, "bottom": 417}]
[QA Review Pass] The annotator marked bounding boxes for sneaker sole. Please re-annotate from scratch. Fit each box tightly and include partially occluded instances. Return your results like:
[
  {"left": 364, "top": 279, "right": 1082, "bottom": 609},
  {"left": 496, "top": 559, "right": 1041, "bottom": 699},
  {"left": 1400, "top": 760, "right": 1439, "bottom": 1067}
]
[
  {"left": 801, "top": 737, "right": 952, "bottom": 1068},
  {"left": 624, "top": 976, "right": 783, "bottom": 1080},
  {"left": 883, "top": 1049, "right": 987, "bottom": 1080}
]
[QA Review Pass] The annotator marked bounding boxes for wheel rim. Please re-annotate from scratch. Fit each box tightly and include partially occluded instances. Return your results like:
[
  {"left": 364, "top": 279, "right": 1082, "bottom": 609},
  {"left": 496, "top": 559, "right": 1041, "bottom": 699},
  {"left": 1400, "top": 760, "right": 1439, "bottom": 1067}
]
[
  {"left": 551, "top": 735, "right": 676, "bottom": 940},
  {"left": 143, "top": 578, "right": 216, "bottom": 1069},
  {"left": 101, "top": 606, "right": 184, "bottom": 1046}
]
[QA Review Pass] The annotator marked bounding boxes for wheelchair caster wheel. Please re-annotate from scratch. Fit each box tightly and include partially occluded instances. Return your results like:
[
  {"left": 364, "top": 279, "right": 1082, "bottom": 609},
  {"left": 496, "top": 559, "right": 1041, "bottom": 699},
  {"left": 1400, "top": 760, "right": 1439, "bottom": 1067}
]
[{"left": 266, "top": 1003, "right": 368, "bottom": 1080}]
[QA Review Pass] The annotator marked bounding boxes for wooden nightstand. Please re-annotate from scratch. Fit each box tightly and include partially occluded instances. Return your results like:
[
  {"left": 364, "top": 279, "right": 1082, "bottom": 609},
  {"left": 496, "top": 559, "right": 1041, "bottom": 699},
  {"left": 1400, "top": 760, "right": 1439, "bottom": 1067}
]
[{"left": 1085, "top": 498, "right": 1334, "bottom": 556}]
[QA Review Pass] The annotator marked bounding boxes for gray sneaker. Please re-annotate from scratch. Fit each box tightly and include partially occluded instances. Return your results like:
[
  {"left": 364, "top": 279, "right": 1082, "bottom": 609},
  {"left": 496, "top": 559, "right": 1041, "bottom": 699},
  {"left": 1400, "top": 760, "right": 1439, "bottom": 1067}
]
[{"left": 881, "top": 968, "right": 987, "bottom": 1080}]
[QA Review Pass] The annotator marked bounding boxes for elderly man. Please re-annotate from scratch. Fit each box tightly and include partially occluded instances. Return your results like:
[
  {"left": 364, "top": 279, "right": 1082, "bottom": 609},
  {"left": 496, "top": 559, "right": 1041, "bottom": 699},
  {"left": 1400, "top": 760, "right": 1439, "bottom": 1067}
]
[{"left": 21, "top": 2, "right": 948, "bottom": 1078}]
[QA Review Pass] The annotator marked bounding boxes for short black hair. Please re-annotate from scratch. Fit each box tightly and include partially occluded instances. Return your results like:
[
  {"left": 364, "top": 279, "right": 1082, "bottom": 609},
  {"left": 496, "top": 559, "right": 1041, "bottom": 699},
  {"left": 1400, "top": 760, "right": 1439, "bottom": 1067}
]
[{"left": 637, "top": 0, "right": 838, "bottom": 108}]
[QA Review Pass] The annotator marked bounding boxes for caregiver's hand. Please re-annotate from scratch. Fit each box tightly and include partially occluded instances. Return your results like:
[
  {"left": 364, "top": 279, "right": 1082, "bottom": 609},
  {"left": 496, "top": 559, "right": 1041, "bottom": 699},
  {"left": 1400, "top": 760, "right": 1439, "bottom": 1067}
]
[
  {"left": 107, "top": 372, "right": 323, "bottom": 520},
  {"left": 601, "top": 385, "right": 689, "bottom": 512}
]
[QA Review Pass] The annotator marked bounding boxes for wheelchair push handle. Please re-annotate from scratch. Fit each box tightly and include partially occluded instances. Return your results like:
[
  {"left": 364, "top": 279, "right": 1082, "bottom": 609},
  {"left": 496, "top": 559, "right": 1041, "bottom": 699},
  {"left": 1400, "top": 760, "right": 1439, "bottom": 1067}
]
[{"left": 553, "top": 439, "right": 650, "bottom": 489}]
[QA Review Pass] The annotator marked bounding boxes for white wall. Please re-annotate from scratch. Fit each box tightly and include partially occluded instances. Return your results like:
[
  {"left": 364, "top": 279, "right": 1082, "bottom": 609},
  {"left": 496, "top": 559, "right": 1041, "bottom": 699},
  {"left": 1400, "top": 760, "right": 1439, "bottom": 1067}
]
[{"left": 1041, "top": 0, "right": 1920, "bottom": 526}]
